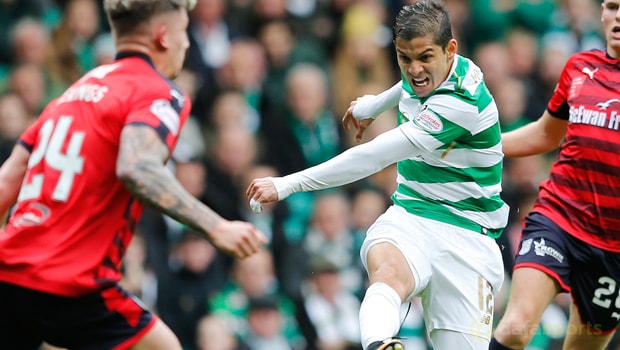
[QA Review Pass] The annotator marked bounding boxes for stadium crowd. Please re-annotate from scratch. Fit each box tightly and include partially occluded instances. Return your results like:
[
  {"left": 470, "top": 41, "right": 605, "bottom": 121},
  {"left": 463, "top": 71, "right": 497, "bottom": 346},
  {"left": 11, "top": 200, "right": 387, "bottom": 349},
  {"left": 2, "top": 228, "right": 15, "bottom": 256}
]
[{"left": 0, "top": 0, "right": 613, "bottom": 349}]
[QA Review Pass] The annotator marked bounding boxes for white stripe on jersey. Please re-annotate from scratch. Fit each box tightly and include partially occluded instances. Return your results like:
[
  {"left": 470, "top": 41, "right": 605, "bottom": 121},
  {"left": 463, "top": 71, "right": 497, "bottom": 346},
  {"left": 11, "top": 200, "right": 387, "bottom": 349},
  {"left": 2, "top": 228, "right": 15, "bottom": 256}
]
[
  {"left": 395, "top": 175, "right": 503, "bottom": 202},
  {"left": 415, "top": 143, "right": 503, "bottom": 168},
  {"left": 393, "top": 55, "right": 508, "bottom": 234}
]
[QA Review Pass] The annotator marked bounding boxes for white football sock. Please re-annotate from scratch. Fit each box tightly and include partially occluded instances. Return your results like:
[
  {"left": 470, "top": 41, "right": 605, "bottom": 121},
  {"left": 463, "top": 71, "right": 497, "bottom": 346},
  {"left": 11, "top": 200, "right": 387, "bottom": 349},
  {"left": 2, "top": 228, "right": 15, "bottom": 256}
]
[{"left": 359, "top": 282, "right": 403, "bottom": 349}]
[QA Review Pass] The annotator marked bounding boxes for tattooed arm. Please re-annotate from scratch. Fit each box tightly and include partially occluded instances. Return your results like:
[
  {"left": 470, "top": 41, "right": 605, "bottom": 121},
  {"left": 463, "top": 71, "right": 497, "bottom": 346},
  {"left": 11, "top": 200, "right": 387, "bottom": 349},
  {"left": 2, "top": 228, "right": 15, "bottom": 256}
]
[{"left": 116, "top": 124, "right": 266, "bottom": 258}]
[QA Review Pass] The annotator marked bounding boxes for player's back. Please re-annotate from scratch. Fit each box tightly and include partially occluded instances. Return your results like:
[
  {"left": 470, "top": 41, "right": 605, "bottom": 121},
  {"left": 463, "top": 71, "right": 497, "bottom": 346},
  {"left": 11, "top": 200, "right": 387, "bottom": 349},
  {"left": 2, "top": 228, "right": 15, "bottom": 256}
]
[{"left": 0, "top": 54, "right": 190, "bottom": 296}]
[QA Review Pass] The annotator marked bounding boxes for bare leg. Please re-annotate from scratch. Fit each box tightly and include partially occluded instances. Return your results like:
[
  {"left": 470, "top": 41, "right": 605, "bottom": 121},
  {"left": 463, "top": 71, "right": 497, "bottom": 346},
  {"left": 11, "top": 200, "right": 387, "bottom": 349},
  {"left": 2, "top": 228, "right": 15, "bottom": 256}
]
[
  {"left": 562, "top": 302, "right": 615, "bottom": 350},
  {"left": 131, "top": 318, "right": 182, "bottom": 350},
  {"left": 493, "top": 267, "right": 560, "bottom": 348},
  {"left": 360, "top": 242, "right": 416, "bottom": 348}
]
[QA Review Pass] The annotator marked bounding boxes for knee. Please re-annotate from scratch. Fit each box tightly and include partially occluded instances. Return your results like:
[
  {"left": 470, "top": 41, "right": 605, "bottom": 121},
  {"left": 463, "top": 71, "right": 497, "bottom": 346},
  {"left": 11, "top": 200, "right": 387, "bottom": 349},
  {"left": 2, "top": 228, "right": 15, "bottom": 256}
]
[
  {"left": 371, "top": 263, "right": 399, "bottom": 282},
  {"left": 369, "top": 265, "right": 411, "bottom": 301}
]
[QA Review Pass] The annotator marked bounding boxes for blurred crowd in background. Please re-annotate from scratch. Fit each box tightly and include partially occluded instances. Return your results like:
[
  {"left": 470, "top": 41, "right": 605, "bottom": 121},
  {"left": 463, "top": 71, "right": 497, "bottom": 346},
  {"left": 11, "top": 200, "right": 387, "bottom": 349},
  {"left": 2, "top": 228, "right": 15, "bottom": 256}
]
[{"left": 0, "top": 0, "right": 614, "bottom": 349}]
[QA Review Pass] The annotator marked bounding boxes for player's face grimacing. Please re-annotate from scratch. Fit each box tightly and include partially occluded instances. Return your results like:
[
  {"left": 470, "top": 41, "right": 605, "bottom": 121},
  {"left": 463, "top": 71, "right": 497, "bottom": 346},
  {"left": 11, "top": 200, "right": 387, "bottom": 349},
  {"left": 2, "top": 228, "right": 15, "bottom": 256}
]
[
  {"left": 394, "top": 35, "right": 457, "bottom": 98},
  {"left": 602, "top": 0, "right": 620, "bottom": 58}
]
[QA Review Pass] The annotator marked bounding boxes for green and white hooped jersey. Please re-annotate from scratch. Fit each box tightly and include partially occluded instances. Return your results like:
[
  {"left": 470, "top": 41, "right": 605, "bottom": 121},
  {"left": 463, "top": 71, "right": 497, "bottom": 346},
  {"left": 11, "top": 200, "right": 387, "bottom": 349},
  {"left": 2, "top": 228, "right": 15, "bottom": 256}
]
[{"left": 393, "top": 55, "right": 508, "bottom": 238}]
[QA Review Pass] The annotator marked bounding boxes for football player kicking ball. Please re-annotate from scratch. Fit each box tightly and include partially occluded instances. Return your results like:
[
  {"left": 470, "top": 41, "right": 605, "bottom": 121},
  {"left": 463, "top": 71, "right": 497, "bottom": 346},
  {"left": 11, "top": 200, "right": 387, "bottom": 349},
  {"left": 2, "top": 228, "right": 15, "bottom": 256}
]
[{"left": 248, "top": 1, "right": 508, "bottom": 349}]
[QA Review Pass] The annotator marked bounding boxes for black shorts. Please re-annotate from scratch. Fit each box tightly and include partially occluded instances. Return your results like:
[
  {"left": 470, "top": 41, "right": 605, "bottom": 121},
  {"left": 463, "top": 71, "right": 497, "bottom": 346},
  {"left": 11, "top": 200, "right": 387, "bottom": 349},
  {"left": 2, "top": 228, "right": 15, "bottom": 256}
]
[
  {"left": 514, "top": 212, "right": 620, "bottom": 333},
  {"left": 0, "top": 282, "right": 155, "bottom": 350}
]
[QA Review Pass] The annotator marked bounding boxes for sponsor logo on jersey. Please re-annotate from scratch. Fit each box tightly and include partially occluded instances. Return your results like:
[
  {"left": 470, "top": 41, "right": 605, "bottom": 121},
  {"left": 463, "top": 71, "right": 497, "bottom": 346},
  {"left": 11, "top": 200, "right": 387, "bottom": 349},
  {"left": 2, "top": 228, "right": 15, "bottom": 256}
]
[
  {"left": 534, "top": 238, "right": 564, "bottom": 263},
  {"left": 568, "top": 77, "right": 585, "bottom": 101},
  {"left": 470, "top": 66, "right": 483, "bottom": 84},
  {"left": 518, "top": 238, "right": 533, "bottom": 255},
  {"left": 13, "top": 203, "right": 51, "bottom": 227},
  {"left": 569, "top": 104, "right": 620, "bottom": 130},
  {"left": 582, "top": 67, "right": 598, "bottom": 80},
  {"left": 468, "top": 313, "right": 493, "bottom": 338},
  {"left": 150, "top": 99, "right": 180, "bottom": 135},
  {"left": 413, "top": 107, "right": 443, "bottom": 132},
  {"left": 596, "top": 99, "right": 620, "bottom": 110},
  {"left": 170, "top": 89, "right": 185, "bottom": 107}
]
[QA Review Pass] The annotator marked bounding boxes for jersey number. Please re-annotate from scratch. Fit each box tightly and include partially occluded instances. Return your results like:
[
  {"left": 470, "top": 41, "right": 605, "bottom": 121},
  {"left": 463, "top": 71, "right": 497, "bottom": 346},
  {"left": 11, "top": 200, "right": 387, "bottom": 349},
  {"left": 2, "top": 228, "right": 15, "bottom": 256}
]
[
  {"left": 592, "top": 276, "right": 620, "bottom": 309},
  {"left": 18, "top": 116, "right": 85, "bottom": 202},
  {"left": 478, "top": 275, "right": 493, "bottom": 315}
]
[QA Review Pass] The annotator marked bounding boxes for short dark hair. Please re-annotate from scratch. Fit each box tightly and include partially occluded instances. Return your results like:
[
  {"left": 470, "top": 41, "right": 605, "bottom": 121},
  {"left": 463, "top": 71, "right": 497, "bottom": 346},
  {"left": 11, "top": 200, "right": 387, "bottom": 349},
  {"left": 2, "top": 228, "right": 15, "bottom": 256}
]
[
  {"left": 393, "top": 0, "right": 453, "bottom": 50},
  {"left": 104, "top": 0, "right": 196, "bottom": 37},
  {"left": 248, "top": 295, "right": 280, "bottom": 312}
]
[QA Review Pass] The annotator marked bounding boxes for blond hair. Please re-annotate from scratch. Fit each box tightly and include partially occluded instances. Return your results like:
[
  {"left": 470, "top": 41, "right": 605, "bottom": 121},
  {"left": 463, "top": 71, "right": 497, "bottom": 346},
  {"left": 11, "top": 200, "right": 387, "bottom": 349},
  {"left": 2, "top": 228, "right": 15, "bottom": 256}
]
[{"left": 104, "top": 0, "right": 196, "bottom": 37}]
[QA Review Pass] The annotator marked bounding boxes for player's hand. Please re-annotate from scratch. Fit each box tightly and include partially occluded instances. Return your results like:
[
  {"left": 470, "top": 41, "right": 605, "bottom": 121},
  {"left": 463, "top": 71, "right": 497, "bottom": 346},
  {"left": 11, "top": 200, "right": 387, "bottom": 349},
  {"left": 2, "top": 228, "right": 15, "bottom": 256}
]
[
  {"left": 246, "top": 177, "right": 279, "bottom": 205},
  {"left": 210, "top": 220, "right": 267, "bottom": 259},
  {"left": 342, "top": 98, "right": 374, "bottom": 143}
]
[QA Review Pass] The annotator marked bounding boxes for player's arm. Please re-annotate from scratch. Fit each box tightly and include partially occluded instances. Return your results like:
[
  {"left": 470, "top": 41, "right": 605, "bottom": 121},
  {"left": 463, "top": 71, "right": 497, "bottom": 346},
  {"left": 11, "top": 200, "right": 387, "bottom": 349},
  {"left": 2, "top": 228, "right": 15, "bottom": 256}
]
[
  {"left": 342, "top": 81, "right": 402, "bottom": 142},
  {"left": 502, "top": 110, "right": 567, "bottom": 157},
  {"left": 0, "top": 144, "right": 30, "bottom": 225},
  {"left": 116, "top": 124, "right": 221, "bottom": 233},
  {"left": 247, "top": 126, "right": 419, "bottom": 203},
  {"left": 117, "top": 124, "right": 265, "bottom": 258}
]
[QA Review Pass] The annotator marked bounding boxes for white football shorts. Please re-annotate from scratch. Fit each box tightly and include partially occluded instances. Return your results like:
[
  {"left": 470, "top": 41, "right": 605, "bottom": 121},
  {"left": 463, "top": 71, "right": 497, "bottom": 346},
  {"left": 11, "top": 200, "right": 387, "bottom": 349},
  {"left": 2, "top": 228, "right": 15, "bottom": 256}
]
[{"left": 360, "top": 205, "right": 504, "bottom": 341}]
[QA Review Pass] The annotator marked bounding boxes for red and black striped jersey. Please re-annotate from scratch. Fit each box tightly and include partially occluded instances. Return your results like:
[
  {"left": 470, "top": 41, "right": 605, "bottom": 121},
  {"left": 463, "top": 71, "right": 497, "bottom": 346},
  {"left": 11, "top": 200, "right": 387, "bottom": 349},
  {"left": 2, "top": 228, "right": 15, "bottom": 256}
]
[
  {"left": 0, "top": 53, "right": 191, "bottom": 296},
  {"left": 534, "top": 50, "right": 620, "bottom": 252}
]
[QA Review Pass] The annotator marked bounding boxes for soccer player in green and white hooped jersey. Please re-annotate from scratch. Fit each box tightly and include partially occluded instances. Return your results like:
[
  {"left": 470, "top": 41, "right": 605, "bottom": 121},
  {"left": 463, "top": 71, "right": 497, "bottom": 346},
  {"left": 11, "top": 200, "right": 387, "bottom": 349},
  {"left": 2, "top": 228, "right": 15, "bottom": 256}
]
[
  {"left": 246, "top": 1, "right": 508, "bottom": 349},
  {"left": 390, "top": 60, "right": 507, "bottom": 239}
]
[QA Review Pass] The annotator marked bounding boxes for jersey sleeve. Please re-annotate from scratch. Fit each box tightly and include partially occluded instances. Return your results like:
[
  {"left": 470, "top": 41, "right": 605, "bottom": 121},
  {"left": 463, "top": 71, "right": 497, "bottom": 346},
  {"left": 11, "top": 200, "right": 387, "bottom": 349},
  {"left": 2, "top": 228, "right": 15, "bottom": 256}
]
[
  {"left": 547, "top": 55, "right": 575, "bottom": 119},
  {"left": 17, "top": 114, "right": 45, "bottom": 152},
  {"left": 272, "top": 127, "right": 421, "bottom": 200},
  {"left": 398, "top": 96, "right": 472, "bottom": 152},
  {"left": 124, "top": 87, "right": 191, "bottom": 150}
]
